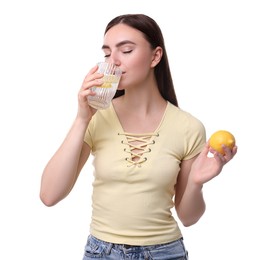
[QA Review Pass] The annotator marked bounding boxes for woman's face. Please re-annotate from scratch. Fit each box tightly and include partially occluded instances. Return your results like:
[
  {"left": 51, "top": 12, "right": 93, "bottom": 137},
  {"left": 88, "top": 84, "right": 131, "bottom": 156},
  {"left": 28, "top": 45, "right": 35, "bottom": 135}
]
[{"left": 102, "top": 24, "right": 156, "bottom": 90}]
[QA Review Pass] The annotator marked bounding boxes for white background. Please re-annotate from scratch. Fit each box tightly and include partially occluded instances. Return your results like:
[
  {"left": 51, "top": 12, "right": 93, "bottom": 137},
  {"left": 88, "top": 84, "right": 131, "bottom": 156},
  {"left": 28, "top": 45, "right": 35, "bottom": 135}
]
[{"left": 0, "top": 0, "right": 259, "bottom": 259}]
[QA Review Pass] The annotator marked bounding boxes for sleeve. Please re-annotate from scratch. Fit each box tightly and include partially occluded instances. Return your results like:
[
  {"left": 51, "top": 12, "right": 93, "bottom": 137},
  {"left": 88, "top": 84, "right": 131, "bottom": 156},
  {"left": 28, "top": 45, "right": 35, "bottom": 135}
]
[
  {"left": 84, "top": 116, "right": 96, "bottom": 149},
  {"left": 182, "top": 114, "right": 206, "bottom": 160}
]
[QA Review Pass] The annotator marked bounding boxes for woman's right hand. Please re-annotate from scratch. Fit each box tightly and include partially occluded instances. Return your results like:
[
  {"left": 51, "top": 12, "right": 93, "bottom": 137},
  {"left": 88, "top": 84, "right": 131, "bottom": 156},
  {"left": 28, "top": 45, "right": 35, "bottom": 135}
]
[{"left": 77, "top": 64, "right": 104, "bottom": 122}]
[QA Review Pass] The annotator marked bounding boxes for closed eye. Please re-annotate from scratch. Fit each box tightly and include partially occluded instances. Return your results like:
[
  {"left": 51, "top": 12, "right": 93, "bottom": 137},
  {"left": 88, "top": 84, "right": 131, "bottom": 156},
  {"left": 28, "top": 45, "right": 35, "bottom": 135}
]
[
  {"left": 123, "top": 50, "right": 132, "bottom": 54},
  {"left": 104, "top": 50, "right": 132, "bottom": 58}
]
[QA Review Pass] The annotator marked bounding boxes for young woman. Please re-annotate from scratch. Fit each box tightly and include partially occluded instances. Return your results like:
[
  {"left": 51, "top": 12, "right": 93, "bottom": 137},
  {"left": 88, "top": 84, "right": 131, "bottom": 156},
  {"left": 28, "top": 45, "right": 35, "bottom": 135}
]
[{"left": 40, "top": 14, "right": 237, "bottom": 259}]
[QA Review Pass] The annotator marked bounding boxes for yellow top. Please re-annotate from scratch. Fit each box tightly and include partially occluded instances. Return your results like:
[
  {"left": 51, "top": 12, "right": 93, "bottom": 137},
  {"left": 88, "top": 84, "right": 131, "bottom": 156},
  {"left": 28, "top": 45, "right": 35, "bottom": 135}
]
[{"left": 84, "top": 102, "right": 206, "bottom": 245}]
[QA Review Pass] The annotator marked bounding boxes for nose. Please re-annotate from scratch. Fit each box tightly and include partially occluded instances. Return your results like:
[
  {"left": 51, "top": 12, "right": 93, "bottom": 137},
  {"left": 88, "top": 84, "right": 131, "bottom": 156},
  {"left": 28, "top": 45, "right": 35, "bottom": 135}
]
[{"left": 108, "top": 52, "right": 121, "bottom": 66}]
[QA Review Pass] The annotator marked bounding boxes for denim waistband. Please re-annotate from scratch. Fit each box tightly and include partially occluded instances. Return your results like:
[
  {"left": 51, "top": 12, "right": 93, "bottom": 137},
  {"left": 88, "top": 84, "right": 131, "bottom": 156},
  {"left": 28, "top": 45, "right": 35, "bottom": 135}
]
[
  {"left": 89, "top": 234, "right": 183, "bottom": 251},
  {"left": 84, "top": 235, "right": 188, "bottom": 259}
]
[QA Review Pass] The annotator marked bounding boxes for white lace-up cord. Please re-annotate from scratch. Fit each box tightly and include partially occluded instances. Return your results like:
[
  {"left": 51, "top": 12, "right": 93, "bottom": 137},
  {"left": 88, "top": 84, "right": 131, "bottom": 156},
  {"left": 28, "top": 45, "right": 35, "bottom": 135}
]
[{"left": 118, "top": 132, "right": 159, "bottom": 167}]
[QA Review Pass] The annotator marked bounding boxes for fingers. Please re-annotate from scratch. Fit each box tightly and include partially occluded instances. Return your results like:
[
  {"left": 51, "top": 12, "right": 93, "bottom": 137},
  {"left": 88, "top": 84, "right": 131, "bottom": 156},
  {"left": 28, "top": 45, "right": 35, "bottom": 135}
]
[
  {"left": 75, "top": 65, "right": 105, "bottom": 120},
  {"left": 200, "top": 142, "right": 211, "bottom": 157},
  {"left": 211, "top": 144, "right": 237, "bottom": 166},
  {"left": 79, "top": 65, "right": 104, "bottom": 104},
  {"left": 222, "top": 144, "right": 238, "bottom": 159},
  {"left": 213, "top": 151, "right": 227, "bottom": 165},
  {"left": 232, "top": 145, "right": 238, "bottom": 156},
  {"left": 81, "top": 65, "right": 104, "bottom": 92}
]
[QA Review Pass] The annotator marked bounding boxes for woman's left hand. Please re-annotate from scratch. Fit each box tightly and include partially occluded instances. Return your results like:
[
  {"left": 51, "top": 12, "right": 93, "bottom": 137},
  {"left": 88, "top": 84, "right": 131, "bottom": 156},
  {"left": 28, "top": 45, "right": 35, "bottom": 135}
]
[{"left": 190, "top": 142, "right": 238, "bottom": 185}]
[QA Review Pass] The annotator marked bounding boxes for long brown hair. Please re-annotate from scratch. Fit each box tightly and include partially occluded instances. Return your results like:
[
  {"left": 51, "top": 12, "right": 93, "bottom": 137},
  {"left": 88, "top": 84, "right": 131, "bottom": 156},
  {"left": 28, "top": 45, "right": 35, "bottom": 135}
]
[{"left": 105, "top": 14, "right": 178, "bottom": 107}]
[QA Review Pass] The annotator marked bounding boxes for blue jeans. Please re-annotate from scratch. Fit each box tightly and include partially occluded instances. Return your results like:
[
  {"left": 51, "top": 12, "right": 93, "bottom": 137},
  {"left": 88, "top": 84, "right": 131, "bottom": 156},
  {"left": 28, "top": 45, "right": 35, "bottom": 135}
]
[{"left": 83, "top": 235, "right": 188, "bottom": 260}]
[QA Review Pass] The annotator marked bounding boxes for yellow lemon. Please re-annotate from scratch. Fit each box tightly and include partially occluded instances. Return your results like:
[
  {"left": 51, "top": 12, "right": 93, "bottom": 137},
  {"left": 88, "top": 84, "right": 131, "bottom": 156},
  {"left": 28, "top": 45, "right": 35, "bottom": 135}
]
[
  {"left": 101, "top": 82, "right": 112, "bottom": 88},
  {"left": 209, "top": 130, "right": 236, "bottom": 155}
]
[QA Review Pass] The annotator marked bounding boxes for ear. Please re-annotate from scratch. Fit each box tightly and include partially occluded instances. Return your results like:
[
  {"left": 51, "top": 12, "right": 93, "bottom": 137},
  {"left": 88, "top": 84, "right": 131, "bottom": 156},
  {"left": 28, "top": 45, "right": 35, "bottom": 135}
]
[{"left": 151, "top": 46, "right": 163, "bottom": 68}]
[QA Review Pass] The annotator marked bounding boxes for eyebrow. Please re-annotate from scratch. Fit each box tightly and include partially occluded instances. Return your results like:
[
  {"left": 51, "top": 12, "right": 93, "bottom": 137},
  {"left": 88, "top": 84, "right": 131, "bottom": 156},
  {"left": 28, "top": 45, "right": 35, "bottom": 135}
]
[{"left": 101, "top": 40, "right": 136, "bottom": 50}]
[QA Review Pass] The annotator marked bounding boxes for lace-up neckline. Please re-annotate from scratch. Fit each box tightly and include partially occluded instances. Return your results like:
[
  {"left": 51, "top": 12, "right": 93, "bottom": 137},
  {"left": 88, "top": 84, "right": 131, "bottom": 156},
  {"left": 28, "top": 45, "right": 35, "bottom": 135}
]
[
  {"left": 111, "top": 102, "right": 169, "bottom": 167},
  {"left": 118, "top": 132, "right": 159, "bottom": 167}
]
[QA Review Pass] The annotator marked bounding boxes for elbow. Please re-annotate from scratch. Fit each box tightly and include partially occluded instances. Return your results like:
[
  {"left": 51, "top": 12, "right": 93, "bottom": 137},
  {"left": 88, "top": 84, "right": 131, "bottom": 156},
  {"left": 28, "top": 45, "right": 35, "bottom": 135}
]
[
  {"left": 40, "top": 184, "right": 70, "bottom": 207},
  {"left": 181, "top": 218, "right": 200, "bottom": 227},
  {"left": 39, "top": 192, "right": 59, "bottom": 207},
  {"left": 177, "top": 208, "right": 206, "bottom": 227}
]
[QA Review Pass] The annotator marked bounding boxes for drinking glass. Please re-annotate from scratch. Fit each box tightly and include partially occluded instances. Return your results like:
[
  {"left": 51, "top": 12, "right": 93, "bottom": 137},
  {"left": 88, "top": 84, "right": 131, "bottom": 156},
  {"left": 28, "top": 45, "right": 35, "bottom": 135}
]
[{"left": 87, "top": 62, "right": 122, "bottom": 109}]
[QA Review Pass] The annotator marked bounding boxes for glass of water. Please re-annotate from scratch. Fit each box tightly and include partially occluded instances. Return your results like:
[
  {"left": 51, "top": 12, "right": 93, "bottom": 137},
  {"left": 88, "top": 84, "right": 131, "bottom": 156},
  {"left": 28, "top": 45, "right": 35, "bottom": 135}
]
[{"left": 87, "top": 62, "right": 122, "bottom": 109}]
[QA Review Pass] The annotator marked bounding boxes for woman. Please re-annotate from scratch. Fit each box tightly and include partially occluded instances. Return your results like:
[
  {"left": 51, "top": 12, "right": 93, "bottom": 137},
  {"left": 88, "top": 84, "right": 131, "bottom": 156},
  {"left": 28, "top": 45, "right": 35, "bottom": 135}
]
[{"left": 40, "top": 14, "right": 237, "bottom": 259}]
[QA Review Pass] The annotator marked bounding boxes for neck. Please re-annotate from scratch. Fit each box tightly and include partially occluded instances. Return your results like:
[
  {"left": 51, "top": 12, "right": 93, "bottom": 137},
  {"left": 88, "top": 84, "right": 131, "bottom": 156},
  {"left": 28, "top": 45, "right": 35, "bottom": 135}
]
[{"left": 121, "top": 81, "right": 165, "bottom": 112}]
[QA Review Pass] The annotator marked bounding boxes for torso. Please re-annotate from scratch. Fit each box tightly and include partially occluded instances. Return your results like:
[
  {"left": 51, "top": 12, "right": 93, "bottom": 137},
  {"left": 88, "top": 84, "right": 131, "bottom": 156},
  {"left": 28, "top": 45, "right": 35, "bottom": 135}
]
[{"left": 84, "top": 101, "right": 206, "bottom": 245}]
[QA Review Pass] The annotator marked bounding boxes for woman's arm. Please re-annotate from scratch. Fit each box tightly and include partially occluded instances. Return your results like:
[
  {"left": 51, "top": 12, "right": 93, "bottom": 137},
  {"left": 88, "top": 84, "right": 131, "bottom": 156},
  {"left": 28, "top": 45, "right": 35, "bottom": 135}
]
[
  {"left": 40, "top": 65, "right": 103, "bottom": 206},
  {"left": 175, "top": 143, "right": 237, "bottom": 226},
  {"left": 39, "top": 118, "right": 91, "bottom": 207},
  {"left": 174, "top": 155, "right": 205, "bottom": 227}
]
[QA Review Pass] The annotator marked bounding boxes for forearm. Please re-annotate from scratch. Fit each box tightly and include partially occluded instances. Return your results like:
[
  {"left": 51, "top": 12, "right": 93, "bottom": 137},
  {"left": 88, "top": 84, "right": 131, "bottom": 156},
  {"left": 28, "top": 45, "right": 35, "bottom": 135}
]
[
  {"left": 176, "top": 181, "right": 206, "bottom": 227},
  {"left": 40, "top": 117, "right": 90, "bottom": 206}
]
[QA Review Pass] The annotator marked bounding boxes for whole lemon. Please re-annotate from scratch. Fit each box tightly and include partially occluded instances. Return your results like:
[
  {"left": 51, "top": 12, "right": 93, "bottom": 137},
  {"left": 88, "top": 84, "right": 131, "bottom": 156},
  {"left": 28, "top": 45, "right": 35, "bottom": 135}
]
[{"left": 209, "top": 130, "right": 236, "bottom": 155}]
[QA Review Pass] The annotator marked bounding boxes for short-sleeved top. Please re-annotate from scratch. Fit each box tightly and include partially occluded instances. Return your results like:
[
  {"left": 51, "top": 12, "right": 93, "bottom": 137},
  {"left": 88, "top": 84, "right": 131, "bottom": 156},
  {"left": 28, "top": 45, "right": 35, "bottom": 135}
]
[{"left": 84, "top": 101, "right": 206, "bottom": 246}]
